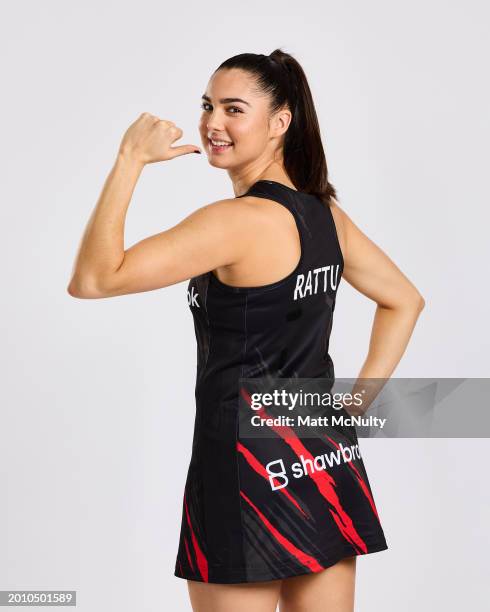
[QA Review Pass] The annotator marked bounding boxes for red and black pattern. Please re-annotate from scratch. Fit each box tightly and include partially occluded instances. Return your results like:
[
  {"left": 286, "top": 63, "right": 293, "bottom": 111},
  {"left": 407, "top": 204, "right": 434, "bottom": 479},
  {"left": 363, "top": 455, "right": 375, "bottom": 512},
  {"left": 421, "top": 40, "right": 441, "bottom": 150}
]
[{"left": 175, "top": 180, "right": 388, "bottom": 583}]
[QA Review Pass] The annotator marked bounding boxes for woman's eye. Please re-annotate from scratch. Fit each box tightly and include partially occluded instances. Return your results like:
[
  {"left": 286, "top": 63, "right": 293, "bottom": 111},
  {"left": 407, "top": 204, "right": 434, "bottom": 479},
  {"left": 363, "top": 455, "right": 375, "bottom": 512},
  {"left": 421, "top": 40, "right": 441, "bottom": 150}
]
[{"left": 200, "top": 102, "right": 242, "bottom": 114}]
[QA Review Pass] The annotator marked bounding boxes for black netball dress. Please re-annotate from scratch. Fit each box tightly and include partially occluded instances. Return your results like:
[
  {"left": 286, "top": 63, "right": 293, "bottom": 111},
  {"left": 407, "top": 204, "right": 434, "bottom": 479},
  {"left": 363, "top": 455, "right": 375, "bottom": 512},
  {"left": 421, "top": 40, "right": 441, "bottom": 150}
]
[{"left": 174, "top": 180, "right": 388, "bottom": 583}]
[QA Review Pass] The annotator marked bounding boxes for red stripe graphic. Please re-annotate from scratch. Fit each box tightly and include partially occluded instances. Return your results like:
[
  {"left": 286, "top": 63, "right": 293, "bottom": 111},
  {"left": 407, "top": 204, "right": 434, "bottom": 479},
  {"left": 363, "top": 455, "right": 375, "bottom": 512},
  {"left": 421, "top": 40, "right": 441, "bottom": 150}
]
[
  {"left": 237, "top": 440, "right": 310, "bottom": 518},
  {"left": 184, "top": 492, "right": 209, "bottom": 582},
  {"left": 325, "top": 435, "right": 380, "bottom": 520},
  {"left": 240, "top": 387, "right": 367, "bottom": 553},
  {"left": 184, "top": 536, "right": 195, "bottom": 572},
  {"left": 240, "top": 490, "right": 324, "bottom": 572}
]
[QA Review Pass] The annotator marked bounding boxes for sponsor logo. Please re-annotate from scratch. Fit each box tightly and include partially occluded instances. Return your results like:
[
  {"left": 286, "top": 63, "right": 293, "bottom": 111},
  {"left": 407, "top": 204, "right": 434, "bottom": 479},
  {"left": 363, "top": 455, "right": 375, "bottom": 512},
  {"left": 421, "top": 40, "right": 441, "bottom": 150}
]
[
  {"left": 265, "top": 443, "right": 361, "bottom": 490},
  {"left": 187, "top": 286, "right": 200, "bottom": 308}
]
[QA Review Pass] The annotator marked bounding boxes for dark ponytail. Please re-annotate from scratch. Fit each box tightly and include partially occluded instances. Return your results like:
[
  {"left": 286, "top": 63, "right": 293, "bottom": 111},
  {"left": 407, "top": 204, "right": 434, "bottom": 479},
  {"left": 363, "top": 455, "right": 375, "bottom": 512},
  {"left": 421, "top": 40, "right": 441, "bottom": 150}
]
[{"left": 215, "top": 48, "right": 338, "bottom": 206}]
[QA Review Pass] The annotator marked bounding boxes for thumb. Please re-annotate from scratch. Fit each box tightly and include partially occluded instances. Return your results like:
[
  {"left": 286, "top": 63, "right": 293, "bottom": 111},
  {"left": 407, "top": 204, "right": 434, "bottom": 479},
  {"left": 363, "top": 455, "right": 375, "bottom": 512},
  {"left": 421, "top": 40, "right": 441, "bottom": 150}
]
[{"left": 167, "top": 144, "right": 202, "bottom": 159}]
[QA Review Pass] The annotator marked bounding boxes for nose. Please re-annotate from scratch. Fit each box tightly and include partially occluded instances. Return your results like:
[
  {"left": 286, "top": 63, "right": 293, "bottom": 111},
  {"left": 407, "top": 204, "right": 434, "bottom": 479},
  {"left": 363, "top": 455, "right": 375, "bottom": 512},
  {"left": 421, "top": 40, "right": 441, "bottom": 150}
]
[
  {"left": 206, "top": 121, "right": 225, "bottom": 134},
  {"left": 205, "top": 109, "right": 225, "bottom": 132}
]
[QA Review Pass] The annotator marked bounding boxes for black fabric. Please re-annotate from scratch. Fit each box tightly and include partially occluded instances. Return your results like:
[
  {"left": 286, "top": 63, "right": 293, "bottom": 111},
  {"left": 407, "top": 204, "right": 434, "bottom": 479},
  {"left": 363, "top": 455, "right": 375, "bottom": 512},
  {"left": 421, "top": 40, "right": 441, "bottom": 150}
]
[{"left": 174, "top": 180, "right": 388, "bottom": 584}]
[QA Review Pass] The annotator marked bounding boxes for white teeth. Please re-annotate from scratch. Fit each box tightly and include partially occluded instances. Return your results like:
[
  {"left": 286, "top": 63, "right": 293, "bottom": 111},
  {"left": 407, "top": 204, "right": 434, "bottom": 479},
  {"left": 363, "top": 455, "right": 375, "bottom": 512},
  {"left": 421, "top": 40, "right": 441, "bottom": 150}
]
[{"left": 210, "top": 139, "right": 232, "bottom": 146}]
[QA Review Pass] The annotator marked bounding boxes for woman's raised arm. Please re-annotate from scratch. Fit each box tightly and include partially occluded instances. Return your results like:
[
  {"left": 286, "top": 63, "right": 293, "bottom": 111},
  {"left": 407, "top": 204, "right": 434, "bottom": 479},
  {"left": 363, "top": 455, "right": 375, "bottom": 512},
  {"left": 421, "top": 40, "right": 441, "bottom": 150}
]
[
  {"left": 67, "top": 112, "right": 251, "bottom": 299},
  {"left": 68, "top": 194, "right": 255, "bottom": 299}
]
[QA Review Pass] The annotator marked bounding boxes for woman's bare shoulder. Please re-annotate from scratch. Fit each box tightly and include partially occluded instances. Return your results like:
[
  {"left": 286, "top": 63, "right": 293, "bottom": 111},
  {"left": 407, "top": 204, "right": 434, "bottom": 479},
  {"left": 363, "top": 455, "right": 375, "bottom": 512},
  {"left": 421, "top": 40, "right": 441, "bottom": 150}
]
[{"left": 328, "top": 196, "right": 348, "bottom": 257}]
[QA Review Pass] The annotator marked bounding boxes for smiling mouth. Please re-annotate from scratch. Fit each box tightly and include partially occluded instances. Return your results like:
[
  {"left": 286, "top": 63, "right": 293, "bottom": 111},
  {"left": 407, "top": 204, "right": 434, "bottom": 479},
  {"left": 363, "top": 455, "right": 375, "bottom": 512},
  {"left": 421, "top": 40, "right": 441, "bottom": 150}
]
[{"left": 208, "top": 137, "right": 234, "bottom": 149}]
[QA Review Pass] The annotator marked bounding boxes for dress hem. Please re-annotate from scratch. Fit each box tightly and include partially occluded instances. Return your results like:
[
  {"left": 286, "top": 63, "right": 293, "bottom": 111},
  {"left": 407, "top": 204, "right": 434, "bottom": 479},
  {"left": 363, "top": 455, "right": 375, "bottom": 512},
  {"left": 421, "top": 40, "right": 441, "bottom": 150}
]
[{"left": 174, "top": 539, "right": 389, "bottom": 584}]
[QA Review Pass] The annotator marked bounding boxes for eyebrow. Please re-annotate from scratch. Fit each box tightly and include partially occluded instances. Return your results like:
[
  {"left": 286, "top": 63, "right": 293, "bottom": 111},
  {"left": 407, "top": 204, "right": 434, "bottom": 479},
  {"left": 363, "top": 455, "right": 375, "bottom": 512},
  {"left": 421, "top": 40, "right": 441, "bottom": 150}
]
[{"left": 201, "top": 94, "right": 251, "bottom": 107}]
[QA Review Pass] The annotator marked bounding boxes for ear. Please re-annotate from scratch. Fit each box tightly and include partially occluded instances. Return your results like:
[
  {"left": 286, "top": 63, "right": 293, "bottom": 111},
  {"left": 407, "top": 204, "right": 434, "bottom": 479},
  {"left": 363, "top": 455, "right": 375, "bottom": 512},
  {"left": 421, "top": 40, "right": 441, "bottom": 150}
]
[{"left": 270, "top": 106, "right": 292, "bottom": 138}]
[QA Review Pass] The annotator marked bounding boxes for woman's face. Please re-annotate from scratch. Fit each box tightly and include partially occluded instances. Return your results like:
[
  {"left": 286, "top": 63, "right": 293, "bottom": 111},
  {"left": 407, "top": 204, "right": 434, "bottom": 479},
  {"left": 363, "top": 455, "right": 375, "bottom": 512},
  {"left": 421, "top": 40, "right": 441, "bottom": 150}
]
[{"left": 199, "top": 68, "right": 279, "bottom": 170}]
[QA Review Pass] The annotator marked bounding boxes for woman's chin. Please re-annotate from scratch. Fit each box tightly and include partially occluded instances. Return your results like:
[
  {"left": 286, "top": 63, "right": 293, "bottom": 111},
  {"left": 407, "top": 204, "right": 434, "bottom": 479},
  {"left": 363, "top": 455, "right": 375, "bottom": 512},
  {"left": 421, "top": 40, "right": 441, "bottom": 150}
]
[{"left": 207, "top": 156, "right": 234, "bottom": 169}]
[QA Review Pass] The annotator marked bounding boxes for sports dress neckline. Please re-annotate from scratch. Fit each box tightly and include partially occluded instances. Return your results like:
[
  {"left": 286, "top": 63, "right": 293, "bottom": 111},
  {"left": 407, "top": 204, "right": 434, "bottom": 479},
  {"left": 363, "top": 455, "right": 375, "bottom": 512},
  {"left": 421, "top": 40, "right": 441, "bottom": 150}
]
[
  {"left": 209, "top": 179, "right": 341, "bottom": 294},
  {"left": 236, "top": 179, "right": 300, "bottom": 198}
]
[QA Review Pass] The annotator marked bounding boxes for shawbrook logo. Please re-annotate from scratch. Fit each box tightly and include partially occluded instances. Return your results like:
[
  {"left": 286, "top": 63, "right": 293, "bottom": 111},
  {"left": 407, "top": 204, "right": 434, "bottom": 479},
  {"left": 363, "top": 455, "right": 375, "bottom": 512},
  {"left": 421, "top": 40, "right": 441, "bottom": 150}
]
[
  {"left": 187, "top": 286, "right": 199, "bottom": 307},
  {"left": 265, "top": 442, "right": 361, "bottom": 490}
]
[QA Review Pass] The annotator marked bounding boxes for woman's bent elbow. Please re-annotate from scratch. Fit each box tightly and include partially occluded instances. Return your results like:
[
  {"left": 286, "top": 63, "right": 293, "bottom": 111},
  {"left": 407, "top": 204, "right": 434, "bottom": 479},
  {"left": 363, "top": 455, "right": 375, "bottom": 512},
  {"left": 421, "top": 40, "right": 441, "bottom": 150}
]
[
  {"left": 66, "top": 277, "right": 104, "bottom": 299},
  {"left": 386, "top": 291, "right": 425, "bottom": 313}
]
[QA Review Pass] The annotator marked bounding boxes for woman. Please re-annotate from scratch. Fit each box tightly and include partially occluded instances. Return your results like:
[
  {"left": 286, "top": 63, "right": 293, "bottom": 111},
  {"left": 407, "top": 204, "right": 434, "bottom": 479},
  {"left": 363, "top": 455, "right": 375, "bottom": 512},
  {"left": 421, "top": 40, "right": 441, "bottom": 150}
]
[{"left": 68, "top": 49, "right": 425, "bottom": 612}]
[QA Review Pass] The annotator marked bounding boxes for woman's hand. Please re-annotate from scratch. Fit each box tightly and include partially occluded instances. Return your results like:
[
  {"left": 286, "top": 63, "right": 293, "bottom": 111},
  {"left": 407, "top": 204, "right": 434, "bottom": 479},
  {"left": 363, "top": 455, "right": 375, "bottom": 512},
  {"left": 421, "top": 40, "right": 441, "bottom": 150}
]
[{"left": 118, "top": 112, "right": 201, "bottom": 165}]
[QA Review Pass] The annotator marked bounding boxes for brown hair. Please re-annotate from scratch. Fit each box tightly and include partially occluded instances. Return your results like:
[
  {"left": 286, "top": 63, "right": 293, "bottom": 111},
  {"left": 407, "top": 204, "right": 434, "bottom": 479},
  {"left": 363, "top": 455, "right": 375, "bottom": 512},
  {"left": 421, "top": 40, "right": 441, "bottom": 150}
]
[{"left": 215, "top": 48, "right": 338, "bottom": 206}]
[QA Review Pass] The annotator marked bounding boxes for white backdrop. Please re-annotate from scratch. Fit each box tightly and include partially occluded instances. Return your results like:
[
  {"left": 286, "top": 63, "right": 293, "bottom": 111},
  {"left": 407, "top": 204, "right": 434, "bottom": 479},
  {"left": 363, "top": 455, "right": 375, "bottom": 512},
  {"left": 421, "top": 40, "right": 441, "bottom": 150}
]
[{"left": 1, "top": 1, "right": 489, "bottom": 610}]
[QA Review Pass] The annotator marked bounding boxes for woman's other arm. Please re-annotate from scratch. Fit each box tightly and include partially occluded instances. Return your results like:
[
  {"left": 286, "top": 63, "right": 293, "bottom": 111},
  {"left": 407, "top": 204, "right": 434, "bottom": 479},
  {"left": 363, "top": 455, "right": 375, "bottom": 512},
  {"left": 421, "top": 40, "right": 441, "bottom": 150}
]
[{"left": 331, "top": 199, "right": 425, "bottom": 383}]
